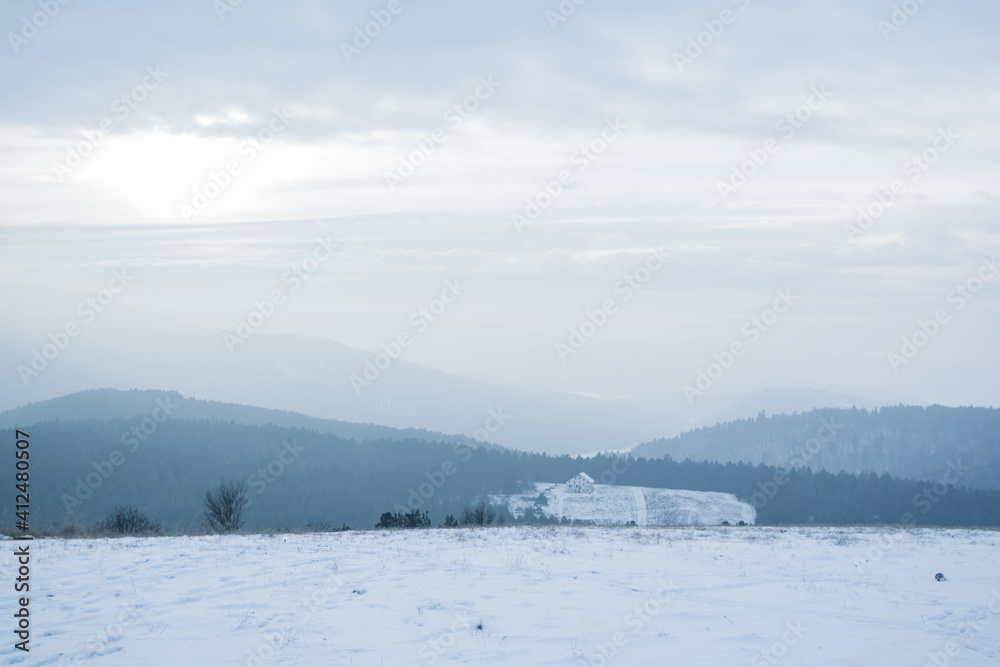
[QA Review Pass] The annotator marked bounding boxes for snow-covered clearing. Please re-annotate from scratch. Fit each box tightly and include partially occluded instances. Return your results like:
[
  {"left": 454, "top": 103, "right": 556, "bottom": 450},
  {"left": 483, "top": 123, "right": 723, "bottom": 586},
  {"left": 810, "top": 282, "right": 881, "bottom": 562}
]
[
  {"left": 498, "top": 482, "right": 756, "bottom": 526},
  {"left": 3, "top": 526, "right": 999, "bottom": 666}
]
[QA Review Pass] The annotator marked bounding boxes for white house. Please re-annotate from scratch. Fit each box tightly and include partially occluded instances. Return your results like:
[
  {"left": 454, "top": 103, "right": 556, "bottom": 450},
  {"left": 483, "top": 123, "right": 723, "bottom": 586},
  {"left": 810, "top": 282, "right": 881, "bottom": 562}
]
[{"left": 566, "top": 472, "right": 595, "bottom": 494}]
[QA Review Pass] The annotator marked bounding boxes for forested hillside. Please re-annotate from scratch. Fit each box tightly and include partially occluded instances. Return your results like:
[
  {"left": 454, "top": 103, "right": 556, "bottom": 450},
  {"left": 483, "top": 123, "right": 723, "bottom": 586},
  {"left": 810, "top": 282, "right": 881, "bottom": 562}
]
[
  {"left": 0, "top": 388, "right": 482, "bottom": 447},
  {"left": 4, "top": 418, "right": 998, "bottom": 531},
  {"left": 631, "top": 405, "right": 1000, "bottom": 489}
]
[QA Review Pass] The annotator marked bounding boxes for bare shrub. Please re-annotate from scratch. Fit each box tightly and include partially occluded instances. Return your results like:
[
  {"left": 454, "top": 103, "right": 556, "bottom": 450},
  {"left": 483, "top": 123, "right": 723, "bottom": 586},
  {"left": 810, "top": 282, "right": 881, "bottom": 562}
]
[
  {"left": 97, "top": 505, "right": 162, "bottom": 535},
  {"left": 203, "top": 479, "right": 249, "bottom": 533},
  {"left": 460, "top": 501, "right": 503, "bottom": 526}
]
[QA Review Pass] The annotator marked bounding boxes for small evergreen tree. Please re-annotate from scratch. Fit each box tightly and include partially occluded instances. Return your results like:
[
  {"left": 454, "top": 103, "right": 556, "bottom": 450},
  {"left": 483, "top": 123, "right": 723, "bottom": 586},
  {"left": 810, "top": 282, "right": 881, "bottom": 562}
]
[
  {"left": 403, "top": 509, "right": 431, "bottom": 528},
  {"left": 375, "top": 509, "right": 430, "bottom": 529}
]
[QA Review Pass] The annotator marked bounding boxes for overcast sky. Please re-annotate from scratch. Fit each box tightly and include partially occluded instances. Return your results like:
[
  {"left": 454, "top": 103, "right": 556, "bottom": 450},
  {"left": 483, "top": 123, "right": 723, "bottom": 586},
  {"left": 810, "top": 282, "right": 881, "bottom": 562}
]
[{"left": 1, "top": 0, "right": 998, "bottom": 413}]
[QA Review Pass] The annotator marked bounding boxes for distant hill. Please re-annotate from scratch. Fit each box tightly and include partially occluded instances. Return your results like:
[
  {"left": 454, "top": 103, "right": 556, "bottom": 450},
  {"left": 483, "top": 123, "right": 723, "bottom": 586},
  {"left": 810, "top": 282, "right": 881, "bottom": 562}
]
[
  {"left": 0, "top": 333, "right": 683, "bottom": 456},
  {"left": 0, "top": 325, "right": 929, "bottom": 457},
  {"left": 676, "top": 385, "right": 925, "bottom": 429},
  {"left": 4, "top": 414, "right": 999, "bottom": 531},
  {"left": 0, "top": 388, "right": 485, "bottom": 448},
  {"left": 630, "top": 405, "right": 1000, "bottom": 489}
]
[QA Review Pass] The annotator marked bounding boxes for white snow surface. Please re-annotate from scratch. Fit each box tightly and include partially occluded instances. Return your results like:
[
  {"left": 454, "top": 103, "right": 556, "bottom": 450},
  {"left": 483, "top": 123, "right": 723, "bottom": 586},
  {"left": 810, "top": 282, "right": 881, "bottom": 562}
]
[
  {"left": 3, "top": 526, "right": 1000, "bottom": 666},
  {"left": 498, "top": 482, "right": 757, "bottom": 526}
]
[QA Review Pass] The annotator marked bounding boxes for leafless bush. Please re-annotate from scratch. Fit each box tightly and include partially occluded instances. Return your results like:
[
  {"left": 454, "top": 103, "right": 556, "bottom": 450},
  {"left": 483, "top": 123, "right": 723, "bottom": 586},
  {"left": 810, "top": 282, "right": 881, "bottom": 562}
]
[
  {"left": 97, "top": 505, "right": 162, "bottom": 535},
  {"left": 460, "top": 501, "right": 503, "bottom": 526},
  {"left": 203, "top": 479, "right": 249, "bottom": 533}
]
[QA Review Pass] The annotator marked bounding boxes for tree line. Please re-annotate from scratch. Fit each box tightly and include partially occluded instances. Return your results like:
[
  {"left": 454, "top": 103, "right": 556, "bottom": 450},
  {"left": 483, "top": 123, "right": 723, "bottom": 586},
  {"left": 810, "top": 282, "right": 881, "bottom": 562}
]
[
  {"left": 3, "top": 418, "right": 999, "bottom": 533},
  {"left": 632, "top": 405, "right": 1000, "bottom": 489}
]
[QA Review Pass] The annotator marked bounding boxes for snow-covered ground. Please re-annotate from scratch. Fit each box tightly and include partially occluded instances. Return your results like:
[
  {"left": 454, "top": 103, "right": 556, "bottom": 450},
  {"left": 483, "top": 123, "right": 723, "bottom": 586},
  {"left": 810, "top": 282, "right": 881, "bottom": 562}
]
[
  {"left": 3, "top": 526, "right": 999, "bottom": 666},
  {"left": 498, "top": 482, "right": 756, "bottom": 526}
]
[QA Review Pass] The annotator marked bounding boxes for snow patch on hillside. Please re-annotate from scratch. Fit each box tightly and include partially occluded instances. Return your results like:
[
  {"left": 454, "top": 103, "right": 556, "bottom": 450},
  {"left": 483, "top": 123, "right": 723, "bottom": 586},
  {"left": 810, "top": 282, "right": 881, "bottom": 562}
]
[{"left": 497, "top": 482, "right": 756, "bottom": 526}]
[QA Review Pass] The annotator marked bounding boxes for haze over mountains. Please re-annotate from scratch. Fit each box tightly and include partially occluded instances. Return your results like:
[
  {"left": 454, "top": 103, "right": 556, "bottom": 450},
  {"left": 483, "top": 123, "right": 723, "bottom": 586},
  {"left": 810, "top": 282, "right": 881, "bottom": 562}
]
[
  {"left": 3, "top": 2, "right": 998, "bottom": 664},
  {"left": 0, "top": 319, "right": 925, "bottom": 456},
  {"left": 0, "top": 0, "right": 995, "bottom": 517}
]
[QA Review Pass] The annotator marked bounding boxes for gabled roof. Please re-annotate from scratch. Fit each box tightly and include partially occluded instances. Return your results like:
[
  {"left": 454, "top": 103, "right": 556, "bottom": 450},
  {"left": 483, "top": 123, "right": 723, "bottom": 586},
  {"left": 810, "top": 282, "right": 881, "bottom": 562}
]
[{"left": 574, "top": 472, "right": 594, "bottom": 483}]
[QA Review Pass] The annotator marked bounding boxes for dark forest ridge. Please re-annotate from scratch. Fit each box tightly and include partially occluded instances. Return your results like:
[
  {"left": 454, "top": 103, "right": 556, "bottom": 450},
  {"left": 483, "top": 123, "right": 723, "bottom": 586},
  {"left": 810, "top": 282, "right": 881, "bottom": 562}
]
[
  {"left": 3, "top": 389, "right": 1000, "bottom": 531},
  {"left": 7, "top": 389, "right": 999, "bottom": 489},
  {"left": 0, "top": 387, "right": 486, "bottom": 449},
  {"left": 631, "top": 405, "right": 1000, "bottom": 489}
]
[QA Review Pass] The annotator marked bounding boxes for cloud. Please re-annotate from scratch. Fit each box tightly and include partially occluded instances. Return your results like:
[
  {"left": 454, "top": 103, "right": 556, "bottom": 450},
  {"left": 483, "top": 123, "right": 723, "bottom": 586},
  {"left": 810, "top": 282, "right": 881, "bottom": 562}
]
[{"left": 0, "top": 0, "right": 998, "bottom": 408}]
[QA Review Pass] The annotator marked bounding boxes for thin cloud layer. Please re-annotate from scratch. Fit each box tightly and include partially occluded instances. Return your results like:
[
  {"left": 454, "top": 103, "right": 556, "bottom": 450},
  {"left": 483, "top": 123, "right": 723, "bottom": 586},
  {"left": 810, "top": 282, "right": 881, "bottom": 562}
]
[{"left": 1, "top": 0, "right": 997, "bottom": 414}]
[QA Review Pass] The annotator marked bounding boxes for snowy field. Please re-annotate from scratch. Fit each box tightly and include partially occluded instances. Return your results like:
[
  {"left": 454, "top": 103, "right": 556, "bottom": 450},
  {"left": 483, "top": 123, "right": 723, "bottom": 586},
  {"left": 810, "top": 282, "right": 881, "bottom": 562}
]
[
  {"left": 3, "top": 526, "right": 999, "bottom": 666},
  {"left": 498, "top": 482, "right": 757, "bottom": 526}
]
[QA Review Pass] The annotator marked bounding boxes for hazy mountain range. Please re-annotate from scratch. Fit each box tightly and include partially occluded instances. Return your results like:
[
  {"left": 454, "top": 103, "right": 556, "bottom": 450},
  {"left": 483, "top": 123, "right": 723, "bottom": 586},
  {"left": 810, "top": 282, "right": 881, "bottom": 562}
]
[
  {"left": 0, "top": 327, "right": 924, "bottom": 456},
  {"left": 5, "top": 389, "right": 999, "bottom": 530},
  {"left": 5, "top": 388, "right": 997, "bottom": 490}
]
